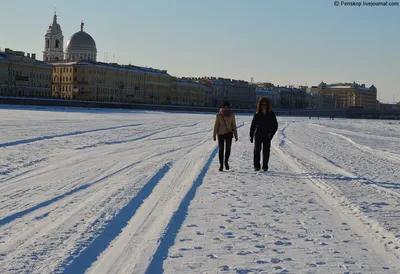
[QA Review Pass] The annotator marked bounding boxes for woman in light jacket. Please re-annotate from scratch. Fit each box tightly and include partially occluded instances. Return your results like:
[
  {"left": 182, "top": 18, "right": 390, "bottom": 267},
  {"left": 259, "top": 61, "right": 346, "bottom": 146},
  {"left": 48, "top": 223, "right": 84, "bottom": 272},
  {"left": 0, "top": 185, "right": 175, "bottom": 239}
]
[{"left": 213, "top": 101, "right": 238, "bottom": 171}]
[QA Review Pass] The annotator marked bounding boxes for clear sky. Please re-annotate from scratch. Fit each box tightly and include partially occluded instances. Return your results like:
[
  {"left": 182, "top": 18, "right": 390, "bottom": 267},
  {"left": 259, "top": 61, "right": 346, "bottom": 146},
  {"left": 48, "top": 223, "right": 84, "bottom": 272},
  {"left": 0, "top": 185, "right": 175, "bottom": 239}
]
[{"left": 0, "top": 0, "right": 399, "bottom": 103}]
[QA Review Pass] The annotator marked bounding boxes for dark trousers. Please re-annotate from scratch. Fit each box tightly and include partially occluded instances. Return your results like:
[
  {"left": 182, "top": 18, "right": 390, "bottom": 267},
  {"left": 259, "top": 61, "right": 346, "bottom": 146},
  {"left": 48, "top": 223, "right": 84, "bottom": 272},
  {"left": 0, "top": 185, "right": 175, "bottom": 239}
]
[
  {"left": 218, "top": 134, "right": 233, "bottom": 167},
  {"left": 254, "top": 136, "right": 271, "bottom": 169}
]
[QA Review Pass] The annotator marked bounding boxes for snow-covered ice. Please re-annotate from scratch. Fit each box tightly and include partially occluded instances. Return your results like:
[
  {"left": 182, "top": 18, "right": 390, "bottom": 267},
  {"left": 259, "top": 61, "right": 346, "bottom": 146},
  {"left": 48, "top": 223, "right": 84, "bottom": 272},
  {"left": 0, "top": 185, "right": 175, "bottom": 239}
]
[{"left": 0, "top": 105, "right": 399, "bottom": 273}]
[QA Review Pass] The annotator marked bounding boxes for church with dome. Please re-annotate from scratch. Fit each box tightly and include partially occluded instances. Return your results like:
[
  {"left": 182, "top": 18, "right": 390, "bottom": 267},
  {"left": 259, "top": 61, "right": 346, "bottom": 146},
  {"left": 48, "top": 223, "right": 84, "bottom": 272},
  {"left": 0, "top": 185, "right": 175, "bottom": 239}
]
[
  {"left": 44, "top": 11, "right": 207, "bottom": 107},
  {"left": 43, "top": 12, "right": 97, "bottom": 62}
]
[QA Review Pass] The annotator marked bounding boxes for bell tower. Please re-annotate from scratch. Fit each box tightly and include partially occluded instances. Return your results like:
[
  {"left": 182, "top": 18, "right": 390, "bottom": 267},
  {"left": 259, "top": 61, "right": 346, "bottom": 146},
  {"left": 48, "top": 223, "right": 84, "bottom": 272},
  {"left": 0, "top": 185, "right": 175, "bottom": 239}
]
[{"left": 43, "top": 11, "right": 64, "bottom": 62}]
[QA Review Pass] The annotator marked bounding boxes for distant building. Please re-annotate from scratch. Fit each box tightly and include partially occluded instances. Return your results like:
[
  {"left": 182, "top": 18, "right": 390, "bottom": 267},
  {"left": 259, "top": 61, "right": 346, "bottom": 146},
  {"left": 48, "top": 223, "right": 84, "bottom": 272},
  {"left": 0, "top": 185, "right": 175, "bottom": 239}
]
[
  {"left": 45, "top": 11, "right": 208, "bottom": 106},
  {"left": 0, "top": 48, "right": 52, "bottom": 98},
  {"left": 170, "top": 78, "right": 206, "bottom": 106},
  {"left": 43, "top": 12, "right": 97, "bottom": 63},
  {"left": 306, "top": 93, "right": 335, "bottom": 109},
  {"left": 317, "top": 82, "right": 377, "bottom": 109},
  {"left": 255, "top": 89, "right": 280, "bottom": 108},
  {"left": 204, "top": 84, "right": 213, "bottom": 107},
  {"left": 255, "top": 82, "right": 275, "bottom": 90},
  {"left": 276, "top": 86, "right": 307, "bottom": 109},
  {"left": 51, "top": 60, "right": 205, "bottom": 105},
  {"left": 199, "top": 77, "right": 255, "bottom": 109},
  {"left": 306, "top": 86, "right": 319, "bottom": 94},
  {"left": 52, "top": 60, "right": 170, "bottom": 103}
]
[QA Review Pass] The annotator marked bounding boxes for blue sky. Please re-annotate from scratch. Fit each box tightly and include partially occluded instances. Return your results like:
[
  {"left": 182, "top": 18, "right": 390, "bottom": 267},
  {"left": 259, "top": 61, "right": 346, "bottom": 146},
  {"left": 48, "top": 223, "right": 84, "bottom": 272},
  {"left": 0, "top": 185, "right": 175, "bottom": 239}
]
[{"left": 0, "top": 0, "right": 399, "bottom": 102}]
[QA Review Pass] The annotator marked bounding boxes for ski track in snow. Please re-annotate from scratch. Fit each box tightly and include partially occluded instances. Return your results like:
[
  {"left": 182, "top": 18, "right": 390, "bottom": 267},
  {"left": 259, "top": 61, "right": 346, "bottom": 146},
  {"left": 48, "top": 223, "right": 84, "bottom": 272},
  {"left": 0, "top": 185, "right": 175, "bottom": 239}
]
[{"left": 0, "top": 107, "right": 399, "bottom": 273}]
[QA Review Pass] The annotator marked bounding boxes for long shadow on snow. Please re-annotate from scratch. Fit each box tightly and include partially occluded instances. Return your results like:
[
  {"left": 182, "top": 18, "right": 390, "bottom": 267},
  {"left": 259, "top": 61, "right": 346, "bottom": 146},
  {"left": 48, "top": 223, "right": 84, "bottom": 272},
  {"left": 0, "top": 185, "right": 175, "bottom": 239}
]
[
  {"left": 0, "top": 123, "right": 142, "bottom": 148},
  {"left": 145, "top": 146, "right": 219, "bottom": 274},
  {"left": 61, "top": 163, "right": 171, "bottom": 274},
  {"left": 0, "top": 161, "right": 142, "bottom": 227}
]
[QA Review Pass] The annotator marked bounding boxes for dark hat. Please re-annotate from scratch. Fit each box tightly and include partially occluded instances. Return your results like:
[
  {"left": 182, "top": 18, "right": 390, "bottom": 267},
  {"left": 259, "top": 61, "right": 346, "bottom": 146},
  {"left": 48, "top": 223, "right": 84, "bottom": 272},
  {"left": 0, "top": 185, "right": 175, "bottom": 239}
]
[{"left": 222, "top": 101, "right": 230, "bottom": 108}]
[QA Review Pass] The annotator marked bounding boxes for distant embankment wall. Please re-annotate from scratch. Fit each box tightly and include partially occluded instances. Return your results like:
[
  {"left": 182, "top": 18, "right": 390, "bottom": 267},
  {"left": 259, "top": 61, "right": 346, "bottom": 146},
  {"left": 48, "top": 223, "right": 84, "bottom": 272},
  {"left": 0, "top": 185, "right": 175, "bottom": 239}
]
[
  {"left": 0, "top": 97, "right": 341, "bottom": 116},
  {"left": 1, "top": 97, "right": 399, "bottom": 119}
]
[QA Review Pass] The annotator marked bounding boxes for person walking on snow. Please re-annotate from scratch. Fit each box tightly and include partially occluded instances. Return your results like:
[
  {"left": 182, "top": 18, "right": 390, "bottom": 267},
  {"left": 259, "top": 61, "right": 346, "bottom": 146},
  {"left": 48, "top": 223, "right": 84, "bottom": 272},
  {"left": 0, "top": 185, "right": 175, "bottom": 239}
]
[
  {"left": 250, "top": 97, "right": 278, "bottom": 172},
  {"left": 213, "top": 101, "right": 238, "bottom": 171}
]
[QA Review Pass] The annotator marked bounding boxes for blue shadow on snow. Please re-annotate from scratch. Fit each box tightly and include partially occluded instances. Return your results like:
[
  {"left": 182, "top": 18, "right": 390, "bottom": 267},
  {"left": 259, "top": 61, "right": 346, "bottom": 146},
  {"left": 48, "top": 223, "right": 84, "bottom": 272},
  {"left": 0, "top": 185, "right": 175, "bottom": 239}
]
[
  {"left": 144, "top": 146, "right": 219, "bottom": 274},
  {"left": 0, "top": 183, "right": 93, "bottom": 226},
  {"left": 0, "top": 160, "right": 142, "bottom": 227},
  {"left": 61, "top": 163, "right": 171, "bottom": 274}
]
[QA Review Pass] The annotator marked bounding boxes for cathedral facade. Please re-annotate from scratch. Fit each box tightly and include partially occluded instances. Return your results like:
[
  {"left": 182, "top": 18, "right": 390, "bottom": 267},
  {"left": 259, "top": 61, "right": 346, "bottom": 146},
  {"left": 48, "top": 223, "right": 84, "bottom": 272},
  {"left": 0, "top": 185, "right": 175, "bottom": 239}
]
[{"left": 43, "top": 12, "right": 97, "bottom": 62}]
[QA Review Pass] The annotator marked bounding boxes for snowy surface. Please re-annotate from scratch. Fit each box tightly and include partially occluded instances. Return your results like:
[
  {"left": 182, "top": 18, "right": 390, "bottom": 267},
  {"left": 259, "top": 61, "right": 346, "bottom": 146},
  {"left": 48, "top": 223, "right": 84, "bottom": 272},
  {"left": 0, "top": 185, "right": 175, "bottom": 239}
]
[{"left": 0, "top": 105, "right": 399, "bottom": 273}]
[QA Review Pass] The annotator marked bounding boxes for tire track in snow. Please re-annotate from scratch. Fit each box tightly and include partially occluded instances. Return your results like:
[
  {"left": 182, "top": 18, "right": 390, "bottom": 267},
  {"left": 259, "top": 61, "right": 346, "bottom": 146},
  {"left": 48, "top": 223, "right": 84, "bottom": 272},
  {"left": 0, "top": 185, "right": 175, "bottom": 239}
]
[
  {"left": 327, "top": 131, "right": 400, "bottom": 163},
  {"left": 73, "top": 123, "right": 203, "bottom": 150},
  {"left": 60, "top": 163, "right": 172, "bottom": 274},
  {"left": 310, "top": 123, "right": 400, "bottom": 142},
  {"left": 145, "top": 123, "right": 244, "bottom": 274},
  {"left": 0, "top": 110, "right": 222, "bottom": 273},
  {"left": 309, "top": 124, "right": 400, "bottom": 164},
  {"left": 0, "top": 123, "right": 142, "bottom": 148},
  {"left": 49, "top": 133, "right": 214, "bottom": 273},
  {"left": 84, "top": 123, "right": 228, "bottom": 274},
  {"left": 0, "top": 139, "right": 201, "bottom": 227},
  {"left": 278, "top": 122, "right": 400, "bottom": 199},
  {"left": 274, "top": 143, "right": 400, "bottom": 261},
  {"left": 73, "top": 124, "right": 171, "bottom": 150},
  {"left": 285, "top": 134, "right": 400, "bottom": 199},
  {"left": 274, "top": 134, "right": 400, "bottom": 260},
  {"left": 0, "top": 160, "right": 139, "bottom": 226},
  {"left": 0, "top": 122, "right": 180, "bottom": 186},
  {"left": 0, "top": 162, "right": 167, "bottom": 273},
  {"left": 0, "top": 141, "right": 205, "bottom": 272},
  {"left": 145, "top": 146, "right": 218, "bottom": 274},
  {"left": 279, "top": 120, "right": 296, "bottom": 148},
  {"left": 82, "top": 143, "right": 216, "bottom": 274},
  {"left": 0, "top": 122, "right": 210, "bottom": 218}
]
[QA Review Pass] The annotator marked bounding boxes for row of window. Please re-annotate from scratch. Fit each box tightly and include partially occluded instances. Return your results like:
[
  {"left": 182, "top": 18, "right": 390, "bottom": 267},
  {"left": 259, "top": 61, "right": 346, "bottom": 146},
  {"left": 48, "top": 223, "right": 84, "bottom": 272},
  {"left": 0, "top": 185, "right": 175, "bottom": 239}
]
[
  {"left": 73, "top": 89, "right": 204, "bottom": 102},
  {"left": 61, "top": 67, "right": 170, "bottom": 83},
  {"left": 0, "top": 67, "right": 51, "bottom": 81},
  {"left": 1, "top": 81, "right": 49, "bottom": 88},
  {"left": 0, "top": 87, "right": 51, "bottom": 95},
  {"left": 54, "top": 76, "right": 73, "bottom": 82},
  {"left": 55, "top": 86, "right": 73, "bottom": 92},
  {"left": 65, "top": 53, "right": 96, "bottom": 61},
  {"left": 54, "top": 67, "right": 75, "bottom": 73},
  {"left": 54, "top": 85, "right": 205, "bottom": 98}
]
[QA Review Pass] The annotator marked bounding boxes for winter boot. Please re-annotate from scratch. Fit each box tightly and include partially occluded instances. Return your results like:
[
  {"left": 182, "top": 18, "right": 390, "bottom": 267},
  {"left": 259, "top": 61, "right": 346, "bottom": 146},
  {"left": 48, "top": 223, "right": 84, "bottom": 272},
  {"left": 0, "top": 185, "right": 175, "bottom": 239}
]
[
  {"left": 219, "top": 149, "right": 224, "bottom": 172},
  {"left": 225, "top": 161, "right": 230, "bottom": 170}
]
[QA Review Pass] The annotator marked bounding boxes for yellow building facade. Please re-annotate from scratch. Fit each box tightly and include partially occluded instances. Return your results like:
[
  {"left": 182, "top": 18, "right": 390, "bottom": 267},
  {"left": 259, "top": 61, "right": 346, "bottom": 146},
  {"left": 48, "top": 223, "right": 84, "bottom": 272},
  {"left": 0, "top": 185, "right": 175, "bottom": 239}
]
[
  {"left": 170, "top": 79, "right": 206, "bottom": 106},
  {"left": 52, "top": 60, "right": 205, "bottom": 106},
  {"left": 0, "top": 49, "right": 52, "bottom": 98},
  {"left": 317, "top": 82, "right": 377, "bottom": 109}
]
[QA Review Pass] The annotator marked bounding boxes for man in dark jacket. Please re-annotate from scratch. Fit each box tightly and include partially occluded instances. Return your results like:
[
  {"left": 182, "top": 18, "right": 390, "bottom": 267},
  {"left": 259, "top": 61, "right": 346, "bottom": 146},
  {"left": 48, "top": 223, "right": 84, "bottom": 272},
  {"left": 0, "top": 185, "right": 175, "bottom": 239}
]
[{"left": 250, "top": 97, "right": 278, "bottom": 171}]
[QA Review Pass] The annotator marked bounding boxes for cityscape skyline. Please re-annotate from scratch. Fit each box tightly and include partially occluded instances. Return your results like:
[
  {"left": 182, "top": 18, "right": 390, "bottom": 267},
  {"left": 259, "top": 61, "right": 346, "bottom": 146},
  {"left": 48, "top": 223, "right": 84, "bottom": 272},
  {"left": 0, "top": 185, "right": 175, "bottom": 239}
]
[{"left": 0, "top": 0, "right": 399, "bottom": 103}]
